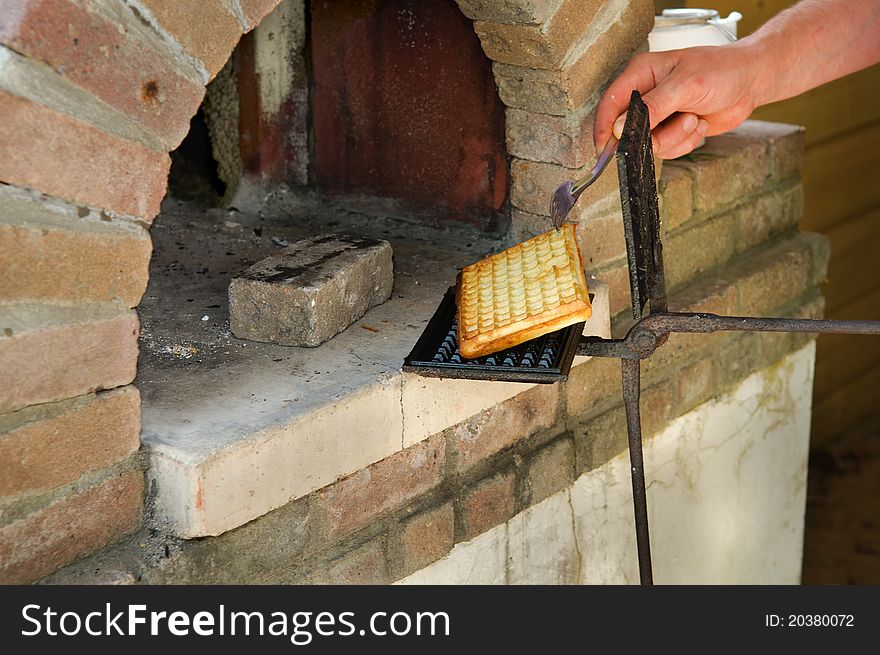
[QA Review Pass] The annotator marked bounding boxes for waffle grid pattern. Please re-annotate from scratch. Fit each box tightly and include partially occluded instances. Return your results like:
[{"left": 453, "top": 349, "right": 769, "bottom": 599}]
[{"left": 457, "top": 224, "right": 591, "bottom": 358}]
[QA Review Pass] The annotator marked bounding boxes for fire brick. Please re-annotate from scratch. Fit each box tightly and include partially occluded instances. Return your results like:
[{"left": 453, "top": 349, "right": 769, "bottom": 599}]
[{"left": 229, "top": 234, "right": 394, "bottom": 347}]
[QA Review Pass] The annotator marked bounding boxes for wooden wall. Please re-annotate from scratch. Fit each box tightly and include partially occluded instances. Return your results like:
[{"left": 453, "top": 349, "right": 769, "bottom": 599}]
[{"left": 654, "top": 1, "right": 880, "bottom": 445}]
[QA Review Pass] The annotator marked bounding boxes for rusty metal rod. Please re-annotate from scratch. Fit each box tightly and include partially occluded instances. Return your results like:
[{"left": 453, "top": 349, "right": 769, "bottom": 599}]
[
  {"left": 621, "top": 357, "right": 653, "bottom": 586},
  {"left": 649, "top": 313, "right": 880, "bottom": 336}
]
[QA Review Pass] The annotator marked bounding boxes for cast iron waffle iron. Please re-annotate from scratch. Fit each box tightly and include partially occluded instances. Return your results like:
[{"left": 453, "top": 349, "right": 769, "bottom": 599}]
[
  {"left": 403, "top": 287, "right": 584, "bottom": 384},
  {"left": 404, "top": 91, "right": 880, "bottom": 586}
]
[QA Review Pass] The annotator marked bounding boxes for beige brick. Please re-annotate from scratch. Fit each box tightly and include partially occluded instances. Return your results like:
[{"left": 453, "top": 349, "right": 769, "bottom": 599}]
[
  {"left": 450, "top": 383, "right": 559, "bottom": 473},
  {"left": 398, "top": 503, "right": 455, "bottom": 576},
  {"left": 318, "top": 436, "right": 445, "bottom": 540},
  {"left": 510, "top": 157, "right": 619, "bottom": 217},
  {"left": 591, "top": 258, "right": 631, "bottom": 317},
  {"left": 461, "top": 471, "right": 516, "bottom": 540},
  {"left": 659, "top": 164, "right": 694, "bottom": 233},
  {"left": 0, "top": 0, "right": 205, "bottom": 149},
  {"left": 664, "top": 212, "right": 739, "bottom": 291},
  {"left": 0, "top": 303, "right": 139, "bottom": 413},
  {"left": 492, "top": 0, "right": 654, "bottom": 114},
  {"left": 674, "top": 132, "right": 769, "bottom": 216},
  {"left": 138, "top": 0, "right": 243, "bottom": 78},
  {"left": 474, "top": 0, "right": 603, "bottom": 69},
  {"left": 0, "top": 470, "right": 143, "bottom": 584},
  {"left": 734, "top": 184, "right": 804, "bottom": 254},
  {"left": 0, "top": 92, "right": 170, "bottom": 220},
  {"left": 727, "top": 120, "right": 805, "bottom": 182},
  {"left": 526, "top": 437, "right": 574, "bottom": 505},
  {"left": 229, "top": 234, "right": 394, "bottom": 347},
  {"left": 0, "top": 387, "right": 140, "bottom": 498},
  {"left": 736, "top": 238, "right": 814, "bottom": 315},
  {"left": 578, "top": 208, "right": 627, "bottom": 270},
  {"left": 327, "top": 538, "right": 388, "bottom": 585},
  {"left": 455, "top": 0, "right": 564, "bottom": 26},
  {"left": 0, "top": 188, "right": 152, "bottom": 306},
  {"left": 505, "top": 104, "right": 600, "bottom": 169},
  {"left": 509, "top": 208, "right": 555, "bottom": 242},
  {"left": 238, "top": 0, "right": 284, "bottom": 29}
]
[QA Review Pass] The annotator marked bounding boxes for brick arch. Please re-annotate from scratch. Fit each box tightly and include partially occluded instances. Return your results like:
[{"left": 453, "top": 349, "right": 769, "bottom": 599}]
[{"left": 0, "top": 0, "right": 654, "bottom": 582}]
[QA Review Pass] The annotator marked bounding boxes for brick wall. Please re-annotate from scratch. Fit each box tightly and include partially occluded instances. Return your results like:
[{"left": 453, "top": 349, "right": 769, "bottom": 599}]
[
  {"left": 0, "top": 0, "right": 829, "bottom": 585},
  {"left": 46, "top": 120, "right": 827, "bottom": 584},
  {"left": 0, "top": 0, "right": 285, "bottom": 584}
]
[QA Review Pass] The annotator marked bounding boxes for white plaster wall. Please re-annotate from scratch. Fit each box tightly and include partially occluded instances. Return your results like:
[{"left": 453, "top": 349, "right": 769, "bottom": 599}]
[{"left": 398, "top": 342, "right": 815, "bottom": 585}]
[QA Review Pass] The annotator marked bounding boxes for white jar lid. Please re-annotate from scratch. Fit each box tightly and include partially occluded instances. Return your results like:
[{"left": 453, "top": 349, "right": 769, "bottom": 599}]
[{"left": 654, "top": 8, "right": 720, "bottom": 27}]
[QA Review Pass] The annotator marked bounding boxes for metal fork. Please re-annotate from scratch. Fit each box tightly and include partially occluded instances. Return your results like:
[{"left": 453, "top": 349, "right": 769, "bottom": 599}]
[{"left": 550, "top": 136, "right": 619, "bottom": 229}]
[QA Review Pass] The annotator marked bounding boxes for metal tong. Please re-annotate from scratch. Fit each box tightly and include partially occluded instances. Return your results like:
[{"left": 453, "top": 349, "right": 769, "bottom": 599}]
[{"left": 550, "top": 136, "right": 619, "bottom": 229}]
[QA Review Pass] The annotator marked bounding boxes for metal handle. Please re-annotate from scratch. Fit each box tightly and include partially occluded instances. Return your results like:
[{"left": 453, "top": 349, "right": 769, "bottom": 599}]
[{"left": 571, "top": 136, "right": 619, "bottom": 197}]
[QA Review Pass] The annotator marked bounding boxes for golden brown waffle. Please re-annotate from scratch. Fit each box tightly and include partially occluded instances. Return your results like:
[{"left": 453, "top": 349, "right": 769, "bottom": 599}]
[{"left": 456, "top": 223, "right": 592, "bottom": 359}]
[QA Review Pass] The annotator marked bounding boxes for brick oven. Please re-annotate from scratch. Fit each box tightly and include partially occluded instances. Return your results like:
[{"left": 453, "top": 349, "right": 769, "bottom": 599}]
[{"left": 0, "top": 0, "right": 828, "bottom": 585}]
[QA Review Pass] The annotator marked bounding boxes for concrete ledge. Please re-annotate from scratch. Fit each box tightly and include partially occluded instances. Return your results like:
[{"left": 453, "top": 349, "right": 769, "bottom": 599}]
[{"left": 140, "top": 203, "right": 610, "bottom": 538}]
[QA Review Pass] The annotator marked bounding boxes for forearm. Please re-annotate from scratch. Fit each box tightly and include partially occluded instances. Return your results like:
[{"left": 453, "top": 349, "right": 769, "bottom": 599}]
[{"left": 744, "top": 0, "right": 880, "bottom": 106}]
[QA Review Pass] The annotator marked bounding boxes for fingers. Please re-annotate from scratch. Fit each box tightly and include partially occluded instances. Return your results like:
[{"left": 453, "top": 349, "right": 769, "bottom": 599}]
[
  {"left": 594, "top": 52, "right": 677, "bottom": 148},
  {"left": 655, "top": 118, "right": 709, "bottom": 159}
]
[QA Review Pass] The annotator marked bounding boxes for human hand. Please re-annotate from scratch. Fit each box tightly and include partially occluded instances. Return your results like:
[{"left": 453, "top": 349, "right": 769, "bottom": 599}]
[{"left": 594, "top": 43, "right": 763, "bottom": 159}]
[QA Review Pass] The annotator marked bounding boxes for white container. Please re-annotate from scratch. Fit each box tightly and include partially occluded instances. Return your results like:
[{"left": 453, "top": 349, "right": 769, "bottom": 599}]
[{"left": 648, "top": 8, "right": 742, "bottom": 52}]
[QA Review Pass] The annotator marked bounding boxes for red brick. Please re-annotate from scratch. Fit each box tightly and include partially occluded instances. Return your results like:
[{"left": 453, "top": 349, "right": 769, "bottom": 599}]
[
  {"left": 138, "top": 0, "right": 243, "bottom": 78},
  {"left": 461, "top": 471, "right": 516, "bottom": 540},
  {"left": 0, "top": 0, "right": 204, "bottom": 149},
  {"left": 640, "top": 383, "right": 672, "bottom": 438},
  {"left": 327, "top": 539, "right": 388, "bottom": 585},
  {"left": 239, "top": 0, "right": 283, "bottom": 29},
  {"left": 0, "top": 92, "right": 170, "bottom": 220},
  {"left": 0, "top": 303, "right": 139, "bottom": 413},
  {"left": 492, "top": 0, "right": 654, "bottom": 114},
  {"left": 526, "top": 437, "right": 574, "bottom": 505},
  {"left": 0, "top": 192, "right": 152, "bottom": 306},
  {"left": 565, "top": 355, "right": 624, "bottom": 420},
  {"left": 318, "top": 436, "right": 445, "bottom": 540},
  {"left": 474, "top": 0, "right": 603, "bottom": 69},
  {"left": 451, "top": 383, "right": 559, "bottom": 472},
  {"left": 675, "top": 357, "right": 716, "bottom": 415},
  {"left": 0, "top": 470, "right": 143, "bottom": 584},
  {"left": 398, "top": 503, "right": 455, "bottom": 576},
  {"left": 0, "top": 387, "right": 140, "bottom": 498}
]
